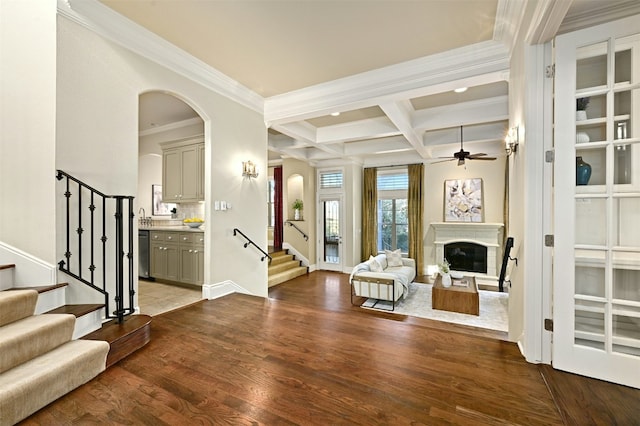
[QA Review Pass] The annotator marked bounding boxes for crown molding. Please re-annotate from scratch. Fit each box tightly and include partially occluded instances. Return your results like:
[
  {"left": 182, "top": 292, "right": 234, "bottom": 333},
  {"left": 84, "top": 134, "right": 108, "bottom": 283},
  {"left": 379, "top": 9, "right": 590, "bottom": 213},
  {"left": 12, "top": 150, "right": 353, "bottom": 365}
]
[
  {"left": 264, "top": 40, "right": 510, "bottom": 126},
  {"left": 525, "top": 0, "right": 572, "bottom": 45},
  {"left": 57, "top": 0, "right": 263, "bottom": 114},
  {"left": 493, "top": 0, "right": 527, "bottom": 53},
  {"left": 558, "top": 0, "right": 640, "bottom": 35}
]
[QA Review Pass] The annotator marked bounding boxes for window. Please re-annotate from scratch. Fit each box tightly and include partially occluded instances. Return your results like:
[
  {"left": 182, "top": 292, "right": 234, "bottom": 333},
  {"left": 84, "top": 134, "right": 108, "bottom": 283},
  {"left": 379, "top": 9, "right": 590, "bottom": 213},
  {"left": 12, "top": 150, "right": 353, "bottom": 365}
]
[
  {"left": 320, "top": 171, "right": 343, "bottom": 190},
  {"left": 377, "top": 169, "right": 408, "bottom": 253},
  {"left": 267, "top": 178, "right": 275, "bottom": 227}
]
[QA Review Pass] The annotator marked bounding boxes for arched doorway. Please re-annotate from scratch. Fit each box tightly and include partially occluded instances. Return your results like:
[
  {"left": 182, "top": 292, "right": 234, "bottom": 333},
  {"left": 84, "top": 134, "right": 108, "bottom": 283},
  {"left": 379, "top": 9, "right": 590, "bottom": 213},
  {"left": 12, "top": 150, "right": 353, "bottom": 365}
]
[{"left": 137, "top": 91, "right": 205, "bottom": 315}]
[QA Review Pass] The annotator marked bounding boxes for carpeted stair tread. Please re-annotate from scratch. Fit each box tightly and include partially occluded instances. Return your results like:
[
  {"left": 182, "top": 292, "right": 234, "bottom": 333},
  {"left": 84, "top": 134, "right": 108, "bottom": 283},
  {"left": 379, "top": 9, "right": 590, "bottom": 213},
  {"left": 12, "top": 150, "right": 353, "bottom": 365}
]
[
  {"left": 268, "top": 259, "right": 302, "bottom": 275},
  {"left": 269, "top": 253, "right": 295, "bottom": 266},
  {"left": 0, "top": 339, "right": 110, "bottom": 425},
  {"left": 268, "top": 266, "right": 308, "bottom": 287},
  {"left": 0, "top": 289, "right": 38, "bottom": 327},
  {"left": 0, "top": 314, "right": 75, "bottom": 374},
  {"left": 46, "top": 304, "right": 104, "bottom": 317}
]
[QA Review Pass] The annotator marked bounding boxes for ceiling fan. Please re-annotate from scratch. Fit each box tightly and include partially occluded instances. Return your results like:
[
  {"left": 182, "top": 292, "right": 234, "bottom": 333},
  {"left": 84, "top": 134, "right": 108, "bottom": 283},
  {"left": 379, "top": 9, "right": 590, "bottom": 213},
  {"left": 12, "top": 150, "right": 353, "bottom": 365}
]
[{"left": 435, "top": 126, "right": 497, "bottom": 166}]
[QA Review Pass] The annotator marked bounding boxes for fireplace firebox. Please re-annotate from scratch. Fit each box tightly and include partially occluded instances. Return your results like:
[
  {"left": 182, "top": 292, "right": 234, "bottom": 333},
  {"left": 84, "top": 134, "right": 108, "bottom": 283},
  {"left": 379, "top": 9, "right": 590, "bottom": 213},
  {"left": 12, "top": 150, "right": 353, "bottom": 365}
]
[{"left": 444, "top": 242, "right": 487, "bottom": 274}]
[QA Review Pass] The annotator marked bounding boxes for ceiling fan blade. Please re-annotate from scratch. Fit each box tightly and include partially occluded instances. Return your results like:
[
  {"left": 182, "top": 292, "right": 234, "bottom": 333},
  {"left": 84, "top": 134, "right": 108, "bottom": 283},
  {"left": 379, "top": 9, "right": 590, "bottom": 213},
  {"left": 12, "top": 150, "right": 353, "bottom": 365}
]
[
  {"left": 468, "top": 153, "right": 487, "bottom": 157},
  {"left": 469, "top": 157, "right": 497, "bottom": 160},
  {"left": 432, "top": 158, "right": 456, "bottom": 164}
]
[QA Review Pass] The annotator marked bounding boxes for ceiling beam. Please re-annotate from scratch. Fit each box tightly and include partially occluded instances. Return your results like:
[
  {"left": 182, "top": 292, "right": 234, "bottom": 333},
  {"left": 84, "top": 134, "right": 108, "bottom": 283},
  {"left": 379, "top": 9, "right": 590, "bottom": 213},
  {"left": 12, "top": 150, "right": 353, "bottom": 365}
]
[
  {"left": 265, "top": 40, "right": 510, "bottom": 126},
  {"left": 379, "top": 100, "right": 429, "bottom": 159},
  {"left": 316, "top": 117, "right": 399, "bottom": 144}
]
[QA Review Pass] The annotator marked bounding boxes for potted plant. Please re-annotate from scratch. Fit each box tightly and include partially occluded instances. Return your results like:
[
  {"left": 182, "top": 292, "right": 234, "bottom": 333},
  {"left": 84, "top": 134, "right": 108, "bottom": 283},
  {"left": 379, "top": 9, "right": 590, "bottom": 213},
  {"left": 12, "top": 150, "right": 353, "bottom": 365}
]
[
  {"left": 439, "top": 258, "right": 452, "bottom": 288},
  {"left": 576, "top": 97, "right": 590, "bottom": 121},
  {"left": 292, "top": 199, "right": 303, "bottom": 220}
]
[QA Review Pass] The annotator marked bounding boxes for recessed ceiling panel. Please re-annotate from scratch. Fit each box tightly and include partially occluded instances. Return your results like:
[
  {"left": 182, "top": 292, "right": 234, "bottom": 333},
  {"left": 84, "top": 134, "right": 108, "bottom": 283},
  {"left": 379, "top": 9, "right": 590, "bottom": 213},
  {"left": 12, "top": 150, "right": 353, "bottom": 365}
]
[
  {"left": 411, "top": 82, "right": 508, "bottom": 111},
  {"left": 307, "top": 106, "right": 386, "bottom": 128},
  {"left": 101, "top": 0, "right": 498, "bottom": 97}
]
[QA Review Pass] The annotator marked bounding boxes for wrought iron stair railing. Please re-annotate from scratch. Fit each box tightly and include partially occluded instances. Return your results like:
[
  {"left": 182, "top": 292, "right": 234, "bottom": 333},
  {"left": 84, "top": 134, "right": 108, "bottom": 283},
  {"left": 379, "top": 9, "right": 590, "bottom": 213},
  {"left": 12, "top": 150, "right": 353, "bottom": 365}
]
[
  {"left": 233, "top": 228, "right": 272, "bottom": 263},
  {"left": 56, "top": 170, "right": 135, "bottom": 323},
  {"left": 284, "top": 220, "right": 309, "bottom": 241}
]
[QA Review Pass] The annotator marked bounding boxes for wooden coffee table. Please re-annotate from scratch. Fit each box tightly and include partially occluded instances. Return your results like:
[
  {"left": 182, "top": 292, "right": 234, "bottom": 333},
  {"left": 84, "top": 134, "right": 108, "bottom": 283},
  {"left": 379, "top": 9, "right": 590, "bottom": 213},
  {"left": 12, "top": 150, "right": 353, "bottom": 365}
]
[{"left": 432, "top": 274, "right": 479, "bottom": 316}]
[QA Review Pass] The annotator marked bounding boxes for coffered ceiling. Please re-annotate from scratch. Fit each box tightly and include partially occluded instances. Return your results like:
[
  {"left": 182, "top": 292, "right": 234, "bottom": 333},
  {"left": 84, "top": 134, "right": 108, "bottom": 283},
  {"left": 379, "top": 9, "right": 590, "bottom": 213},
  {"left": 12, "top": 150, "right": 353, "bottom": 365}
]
[{"left": 86, "top": 0, "right": 640, "bottom": 167}]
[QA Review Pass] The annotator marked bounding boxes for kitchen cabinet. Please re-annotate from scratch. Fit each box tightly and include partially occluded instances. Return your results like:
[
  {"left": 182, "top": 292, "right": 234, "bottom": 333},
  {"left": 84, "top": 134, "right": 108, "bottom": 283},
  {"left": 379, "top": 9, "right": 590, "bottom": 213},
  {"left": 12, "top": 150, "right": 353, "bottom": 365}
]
[
  {"left": 178, "top": 232, "right": 204, "bottom": 285},
  {"left": 149, "top": 230, "right": 204, "bottom": 285},
  {"left": 150, "top": 233, "right": 179, "bottom": 282},
  {"left": 161, "top": 136, "right": 204, "bottom": 203}
]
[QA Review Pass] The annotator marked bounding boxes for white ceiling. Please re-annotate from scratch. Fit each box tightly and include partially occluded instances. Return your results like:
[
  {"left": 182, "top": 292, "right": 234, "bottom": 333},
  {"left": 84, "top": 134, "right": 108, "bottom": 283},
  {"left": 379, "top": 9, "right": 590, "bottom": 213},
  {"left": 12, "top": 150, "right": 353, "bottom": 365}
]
[{"left": 95, "top": 0, "right": 640, "bottom": 167}]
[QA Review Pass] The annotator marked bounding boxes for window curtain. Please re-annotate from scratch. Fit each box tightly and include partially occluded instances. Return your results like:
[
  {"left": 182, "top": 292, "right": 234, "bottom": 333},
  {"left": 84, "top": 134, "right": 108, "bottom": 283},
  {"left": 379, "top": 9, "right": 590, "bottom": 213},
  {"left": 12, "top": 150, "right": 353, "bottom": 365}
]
[
  {"left": 408, "top": 163, "right": 424, "bottom": 275},
  {"left": 274, "top": 166, "right": 283, "bottom": 251},
  {"left": 361, "top": 167, "right": 377, "bottom": 261}
]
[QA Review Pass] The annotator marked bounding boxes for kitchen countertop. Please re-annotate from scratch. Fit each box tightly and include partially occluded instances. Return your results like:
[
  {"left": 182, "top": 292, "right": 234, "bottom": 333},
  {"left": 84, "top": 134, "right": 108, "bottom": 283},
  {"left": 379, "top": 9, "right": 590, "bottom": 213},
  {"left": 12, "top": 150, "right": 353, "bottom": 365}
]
[{"left": 139, "top": 225, "right": 204, "bottom": 232}]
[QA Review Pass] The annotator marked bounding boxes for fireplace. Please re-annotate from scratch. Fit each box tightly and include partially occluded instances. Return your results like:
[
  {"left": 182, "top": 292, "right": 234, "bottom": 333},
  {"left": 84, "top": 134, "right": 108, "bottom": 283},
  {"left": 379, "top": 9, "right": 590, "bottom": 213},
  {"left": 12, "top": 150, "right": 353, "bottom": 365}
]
[
  {"left": 432, "top": 222, "right": 504, "bottom": 280},
  {"left": 444, "top": 242, "right": 488, "bottom": 274}
]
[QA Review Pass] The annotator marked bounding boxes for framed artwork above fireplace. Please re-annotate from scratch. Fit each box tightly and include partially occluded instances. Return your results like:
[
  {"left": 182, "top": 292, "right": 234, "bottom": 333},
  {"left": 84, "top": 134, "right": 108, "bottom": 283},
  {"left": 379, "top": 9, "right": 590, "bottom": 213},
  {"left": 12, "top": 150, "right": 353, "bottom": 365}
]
[{"left": 444, "top": 178, "right": 483, "bottom": 222}]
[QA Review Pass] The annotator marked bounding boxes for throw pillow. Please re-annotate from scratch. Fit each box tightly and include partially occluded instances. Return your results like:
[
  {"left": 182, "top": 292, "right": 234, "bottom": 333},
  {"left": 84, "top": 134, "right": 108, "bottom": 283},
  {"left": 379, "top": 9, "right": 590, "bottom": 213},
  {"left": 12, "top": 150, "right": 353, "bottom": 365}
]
[
  {"left": 368, "top": 255, "right": 383, "bottom": 272},
  {"left": 385, "top": 249, "right": 403, "bottom": 267}
]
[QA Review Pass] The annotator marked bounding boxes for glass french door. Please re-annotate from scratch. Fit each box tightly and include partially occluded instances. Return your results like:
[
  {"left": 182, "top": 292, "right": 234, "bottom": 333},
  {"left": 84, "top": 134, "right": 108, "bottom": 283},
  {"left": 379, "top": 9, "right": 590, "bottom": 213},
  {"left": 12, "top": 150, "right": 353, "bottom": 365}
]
[
  {"left": 554, "top": 14, "right": 640, "bottom": 388},
  {"left": 318, "top": 196, "right": 343, "bottom": 272}
]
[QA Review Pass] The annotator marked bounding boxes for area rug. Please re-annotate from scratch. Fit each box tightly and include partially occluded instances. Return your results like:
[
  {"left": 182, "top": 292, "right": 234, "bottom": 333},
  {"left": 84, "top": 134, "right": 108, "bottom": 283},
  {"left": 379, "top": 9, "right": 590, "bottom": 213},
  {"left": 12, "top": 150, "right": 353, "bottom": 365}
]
[{"left": 362, "top": 282, "right": 508, "bottom": 332}]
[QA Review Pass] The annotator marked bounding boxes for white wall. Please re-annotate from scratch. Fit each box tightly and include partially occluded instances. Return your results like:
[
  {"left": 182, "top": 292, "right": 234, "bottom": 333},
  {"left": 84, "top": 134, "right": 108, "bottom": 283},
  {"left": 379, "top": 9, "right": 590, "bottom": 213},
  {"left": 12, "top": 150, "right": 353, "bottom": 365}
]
[
  {"left": 0, "top": 0, "right": 57, "bottom": 263},
  {"left": 424, "top": 158, "right": 507, "bottom": 273},
  {"left": 55, "top": 16, "right": 268, "bottom": 300}
]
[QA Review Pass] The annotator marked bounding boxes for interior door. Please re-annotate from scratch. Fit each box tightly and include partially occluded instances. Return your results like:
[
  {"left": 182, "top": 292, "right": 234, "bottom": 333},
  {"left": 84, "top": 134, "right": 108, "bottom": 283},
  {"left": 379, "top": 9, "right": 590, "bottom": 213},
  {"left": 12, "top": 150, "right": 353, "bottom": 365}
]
[
  {"left": 318, "top": 196, "right": 343, "bottom": 272},
  {"left": 554, "top": 14, "right": 640, "bottom": 388}
]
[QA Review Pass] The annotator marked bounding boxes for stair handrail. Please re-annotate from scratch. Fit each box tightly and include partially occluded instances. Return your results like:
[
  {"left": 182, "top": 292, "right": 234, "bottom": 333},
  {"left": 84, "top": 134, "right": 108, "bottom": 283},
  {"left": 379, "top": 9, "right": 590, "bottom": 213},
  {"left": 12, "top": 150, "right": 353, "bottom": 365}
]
[
  {"left": 56, "top": 170, "right": 135, "bottom": 323},
  {"left": 284, "top": 220, "right": 309, "bottom": 241},
  {"left": 233, "top": 228, "right": 272, "bottom": 263}
]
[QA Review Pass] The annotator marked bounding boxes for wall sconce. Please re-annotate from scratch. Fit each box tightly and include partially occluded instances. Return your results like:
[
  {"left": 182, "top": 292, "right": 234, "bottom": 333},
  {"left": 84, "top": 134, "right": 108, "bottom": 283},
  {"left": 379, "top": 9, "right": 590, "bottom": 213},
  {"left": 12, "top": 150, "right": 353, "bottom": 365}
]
[
  {"left": 242, "top": 160, "right": 258, "bottom": 178},
  {"left": 505, "top": 126, "right": 520, "bottom": 156}
]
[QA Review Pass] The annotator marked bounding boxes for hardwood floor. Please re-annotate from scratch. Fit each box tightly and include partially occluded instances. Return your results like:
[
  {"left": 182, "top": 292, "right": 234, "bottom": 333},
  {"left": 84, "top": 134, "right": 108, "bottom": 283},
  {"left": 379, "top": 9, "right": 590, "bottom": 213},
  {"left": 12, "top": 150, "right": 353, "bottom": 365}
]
[{"left": 21, "top": 271, "right": 640, "bottom": 425}]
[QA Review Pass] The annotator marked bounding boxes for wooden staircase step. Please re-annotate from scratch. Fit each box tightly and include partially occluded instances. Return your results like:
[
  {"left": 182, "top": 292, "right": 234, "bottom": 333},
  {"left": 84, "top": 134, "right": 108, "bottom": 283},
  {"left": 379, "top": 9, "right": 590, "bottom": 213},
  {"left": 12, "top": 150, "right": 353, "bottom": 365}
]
[
  {"left": 269, "top": 254, "right": 294, "bottom": 266},
  {"left": 268, "top": 259, "right": 302, "bottom": 275},
  {"left": 0, "top": 264, "right": 16, "bottom": 270},
  {"left": 45, "top": 304, "right": 104, "bottom": 317},
  {"left": 268, "top": 266, "right": 308, "bottom": 287},
  {"left": 6, "top": 283, "right": 68, "bottom": 293},
  {"left": 83, "top": 314, "right": 152, "bottom": 368}
]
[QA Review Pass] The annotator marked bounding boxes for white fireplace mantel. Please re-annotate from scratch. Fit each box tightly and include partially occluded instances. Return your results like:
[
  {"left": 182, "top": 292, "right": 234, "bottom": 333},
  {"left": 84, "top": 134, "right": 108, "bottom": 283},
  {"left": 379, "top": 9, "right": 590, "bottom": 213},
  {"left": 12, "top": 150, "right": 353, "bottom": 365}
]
[{"left": 431, "top": 222, "right": 504, "bottom": 280}]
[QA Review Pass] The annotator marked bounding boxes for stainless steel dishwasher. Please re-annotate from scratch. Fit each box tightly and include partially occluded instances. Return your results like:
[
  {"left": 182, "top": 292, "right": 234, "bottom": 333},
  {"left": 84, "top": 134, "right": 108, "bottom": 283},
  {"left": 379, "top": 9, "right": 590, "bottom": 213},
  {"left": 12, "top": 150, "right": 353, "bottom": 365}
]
[{"left": 138, "top": 230, "right": 150, "bottom": 278}]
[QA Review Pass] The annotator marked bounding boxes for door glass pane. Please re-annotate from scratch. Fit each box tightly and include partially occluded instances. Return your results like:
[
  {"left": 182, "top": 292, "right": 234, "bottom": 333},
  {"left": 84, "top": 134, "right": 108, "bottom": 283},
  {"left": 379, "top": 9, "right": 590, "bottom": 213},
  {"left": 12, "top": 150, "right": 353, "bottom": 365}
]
[
  {"left": 576, "top": 43, "right": 607, "bottom": 89},
  {"left": 323, "top": 200, "right": 339, "bottom": 264},
  {"left": 576, "top": 148, "right": 606, "bottom": 186},
  {"left": 615, "top": 48, "right": 631, "bottom": 84},
  {"left": 575, "top": 299, "right": 605, "bottom": 351},
  {"left": 612, "top": 306, "right": 640, "bottom": 357},
  {"left": 613, "top": 266, "right": 640, "bottom": 302},
  {"left": 612, "top": 197, "right": 640, "bottom": 246},
  {"left": 575, "top": 198, "right": 606, "bottom": 245},
  {"left": 576, "top": 265, "right": 605, "bottom": 298}
]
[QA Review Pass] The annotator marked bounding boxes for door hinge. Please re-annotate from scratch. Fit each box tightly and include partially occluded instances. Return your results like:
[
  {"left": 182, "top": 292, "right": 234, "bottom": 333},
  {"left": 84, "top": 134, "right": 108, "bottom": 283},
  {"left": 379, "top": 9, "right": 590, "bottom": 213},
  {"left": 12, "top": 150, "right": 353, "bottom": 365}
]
[
  {"left": 545, "top": 234, "right": 554, "bottom": 247},
  {"left": 545, "top": 150, "right": 554, "bottom": 163},
  {"left": 545, "top": 64, "right": 555, "bottom": 78},
  {"left": 544, "top": 318, "right": 554, "bottom": 332}
]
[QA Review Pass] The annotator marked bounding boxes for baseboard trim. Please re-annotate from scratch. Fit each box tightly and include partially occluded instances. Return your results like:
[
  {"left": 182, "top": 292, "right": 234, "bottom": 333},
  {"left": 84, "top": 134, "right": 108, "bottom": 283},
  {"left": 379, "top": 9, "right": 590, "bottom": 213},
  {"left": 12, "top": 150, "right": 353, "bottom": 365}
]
[
  {"left": 202, "top": 280, "right": 252, "bottom": 300},
  {"left": 0, "top": 241, "right": 56, "bottom": 287}
]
